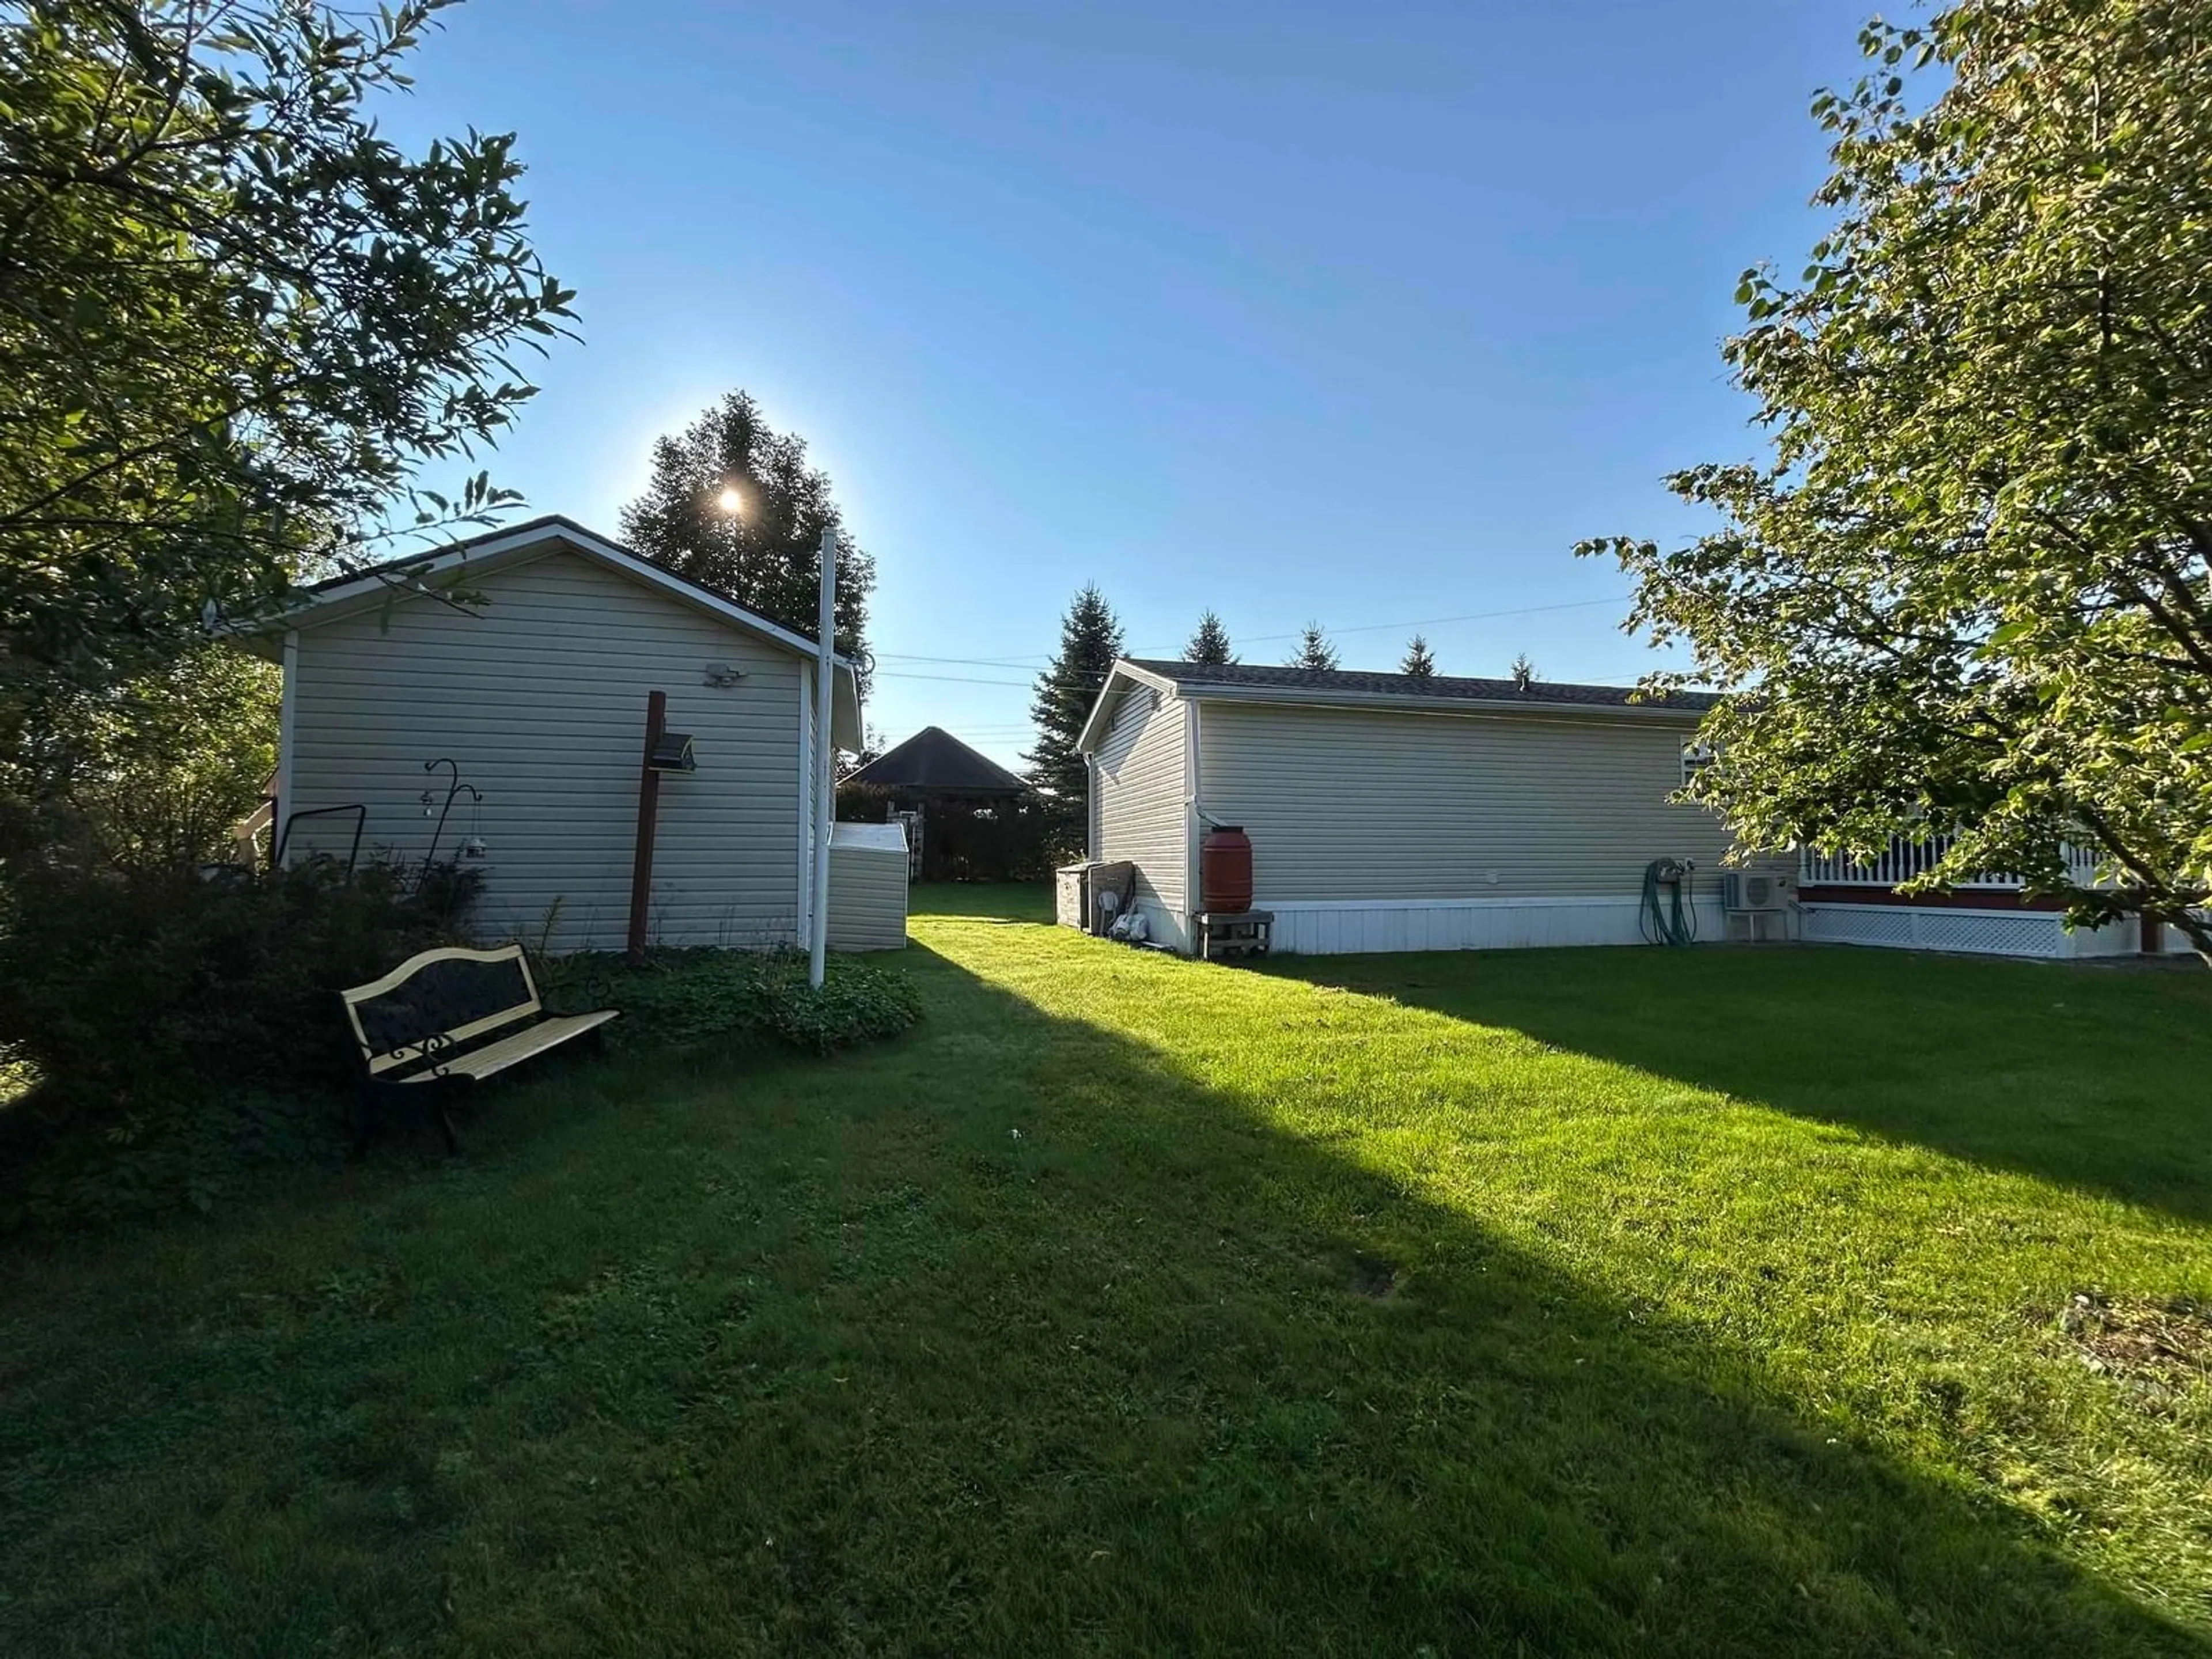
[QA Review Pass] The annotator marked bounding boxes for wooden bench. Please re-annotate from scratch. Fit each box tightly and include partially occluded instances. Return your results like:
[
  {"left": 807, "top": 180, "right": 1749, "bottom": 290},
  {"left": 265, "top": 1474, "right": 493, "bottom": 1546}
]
[{"left": 339, "top": 944, "right": 618, "bottom": 1153}]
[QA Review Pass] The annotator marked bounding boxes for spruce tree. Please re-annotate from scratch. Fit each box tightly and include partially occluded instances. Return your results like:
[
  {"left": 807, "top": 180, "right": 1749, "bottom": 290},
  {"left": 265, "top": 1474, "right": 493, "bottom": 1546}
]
[
  {"left": 1400, "top": 635, "right": 1437, "bottom": 679},
  {"left": 620, "top": 392, "right": 876, "bottom": 689},
  {"left": 1287, "top": 623, "right": 1339, "bottom": 672},
  {"left": 1025, "top": 585, "right": 1124, "bottom": 844},
  {"left": 1185, "top": 611, "right": 1234, "bottom": 665},
  {"left": 1509, "top": 653, "right": 1539, "bottom": 689}
]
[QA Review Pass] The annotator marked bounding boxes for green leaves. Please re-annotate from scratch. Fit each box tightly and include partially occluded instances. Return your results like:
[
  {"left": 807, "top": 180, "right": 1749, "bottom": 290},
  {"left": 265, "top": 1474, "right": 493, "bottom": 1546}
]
[
  {"left": 1, "top": 0, "right": 576, "bottom": 863},
  {"left": 1026, "top": 585, "right": 1124, "bottom": 849},
  {"left": 0, "top": 0, "right": 577, "bottom": 692},
  {"left": 1588, "top": 0, "right": 2212, "bottom": 957},
  {"left": 615, "top": 392, "right": 876, "bottom": 694}
]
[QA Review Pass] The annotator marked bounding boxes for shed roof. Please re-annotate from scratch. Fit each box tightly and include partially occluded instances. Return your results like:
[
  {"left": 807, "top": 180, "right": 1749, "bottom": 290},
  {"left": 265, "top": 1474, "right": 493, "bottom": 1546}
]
[
  {"left": 1127, "top": 658, "right": 1719, "bottom": 711},
  {"left": 1078, "top": 657, "right": 1716, "bottom": 752},
  {"left": 266, "top": 515, "right": 863, "bottom": 747},
  {"left": 845, "top": 726, "right": 1029, "bottom": 795}
]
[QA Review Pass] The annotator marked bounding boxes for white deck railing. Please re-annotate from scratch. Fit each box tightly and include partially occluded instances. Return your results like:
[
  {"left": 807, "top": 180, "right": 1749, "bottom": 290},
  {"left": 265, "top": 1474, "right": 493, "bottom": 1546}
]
[{"left": 1800, "top": 836, "right": 2103, "bottom": 889}]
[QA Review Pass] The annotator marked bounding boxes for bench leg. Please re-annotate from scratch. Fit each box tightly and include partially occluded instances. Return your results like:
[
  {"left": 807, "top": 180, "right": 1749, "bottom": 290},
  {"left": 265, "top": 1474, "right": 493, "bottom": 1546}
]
[
  {"left": 434, "top": 1090, "right": 461, "bottom": 1156},
  {"left": 350, "top": 1079, "right": 378, "bottom": 1161}
]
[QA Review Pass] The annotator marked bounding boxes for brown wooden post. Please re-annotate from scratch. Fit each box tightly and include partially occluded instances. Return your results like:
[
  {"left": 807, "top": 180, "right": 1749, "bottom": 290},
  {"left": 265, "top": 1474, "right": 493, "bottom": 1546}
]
[{"left": 628, "top": 690, "right": 666, "bottom": 959}]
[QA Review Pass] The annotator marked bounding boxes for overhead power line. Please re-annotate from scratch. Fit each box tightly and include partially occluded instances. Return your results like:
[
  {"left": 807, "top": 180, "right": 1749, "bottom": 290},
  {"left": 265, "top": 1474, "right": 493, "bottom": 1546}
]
[{"left": 870, "top": 594, "right": 1635, "bottom": 687}]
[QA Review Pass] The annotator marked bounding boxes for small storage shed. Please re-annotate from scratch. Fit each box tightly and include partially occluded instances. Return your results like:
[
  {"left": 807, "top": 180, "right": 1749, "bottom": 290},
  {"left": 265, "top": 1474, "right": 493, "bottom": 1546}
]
[
  {"left": 262, "top": 516, "right": 906, "bottom": 955},
  {"left": 827, "top": 823, "right": 911, "bottom": 950},
  {"left": 1077, "top": 658, "right": 1790, "bottom": 956}
]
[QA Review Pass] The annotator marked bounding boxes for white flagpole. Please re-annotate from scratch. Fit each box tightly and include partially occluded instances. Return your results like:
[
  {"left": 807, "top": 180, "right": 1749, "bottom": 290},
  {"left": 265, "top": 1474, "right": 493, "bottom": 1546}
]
[{"left": 809, "top": 522, "right": 838, "bottom": 990}]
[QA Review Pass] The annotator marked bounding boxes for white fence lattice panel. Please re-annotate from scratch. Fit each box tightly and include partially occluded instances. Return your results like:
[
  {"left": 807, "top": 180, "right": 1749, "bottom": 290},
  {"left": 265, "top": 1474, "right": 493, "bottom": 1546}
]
[{"left": 1800, "top": 904, "right": 2137, "bottom": 959}]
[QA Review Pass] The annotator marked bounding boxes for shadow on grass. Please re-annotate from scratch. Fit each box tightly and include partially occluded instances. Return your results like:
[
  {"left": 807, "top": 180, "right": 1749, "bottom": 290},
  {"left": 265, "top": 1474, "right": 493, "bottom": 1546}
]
[
  {"left": 1259, "top": 942, "right": 2212, "bottom": 1225},
  {"left": 0, "top": 933, "right": 2199, "bottom": 1654}
]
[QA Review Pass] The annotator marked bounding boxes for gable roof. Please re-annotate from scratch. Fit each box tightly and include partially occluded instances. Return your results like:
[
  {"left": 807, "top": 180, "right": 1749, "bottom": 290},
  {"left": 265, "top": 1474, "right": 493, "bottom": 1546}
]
[
  {"left": 845, "top": 726, "right": 1029, "bottom": 794},
  {"left": 1078, "top": 657, "right": 1717, "bottom": 752},
  {"left": 269, "top": 514, "right": 863, "bottom": 746}
]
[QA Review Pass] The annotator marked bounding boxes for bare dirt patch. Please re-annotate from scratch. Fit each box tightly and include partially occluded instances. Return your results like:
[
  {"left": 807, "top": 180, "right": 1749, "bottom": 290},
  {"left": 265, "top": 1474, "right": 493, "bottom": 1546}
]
[
  {"left": 1347, "top": 1251, "right": 1399, "bottom": 1300},
  {"left": 2053, "top": 1290, "right": 2212, "bottom": 1400}
]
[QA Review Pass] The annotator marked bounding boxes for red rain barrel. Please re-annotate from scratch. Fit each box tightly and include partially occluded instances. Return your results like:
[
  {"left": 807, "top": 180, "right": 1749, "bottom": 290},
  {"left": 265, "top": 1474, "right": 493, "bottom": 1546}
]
[{"left": 1202, "top": 825, "right": 1253, "bottom": 914}]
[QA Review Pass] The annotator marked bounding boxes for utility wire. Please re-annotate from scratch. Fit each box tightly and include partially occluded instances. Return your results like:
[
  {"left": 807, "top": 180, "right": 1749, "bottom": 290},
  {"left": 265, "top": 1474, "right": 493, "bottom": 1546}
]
[{"left": 870, "top": 593, "right": 1634, "bottom": 678}]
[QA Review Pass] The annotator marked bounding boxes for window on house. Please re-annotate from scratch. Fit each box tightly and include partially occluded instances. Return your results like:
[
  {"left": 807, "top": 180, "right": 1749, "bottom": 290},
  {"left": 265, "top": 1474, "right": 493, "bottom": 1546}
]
[{"left": 1681, "top": 743, "right": 1717, "bottom": 787}]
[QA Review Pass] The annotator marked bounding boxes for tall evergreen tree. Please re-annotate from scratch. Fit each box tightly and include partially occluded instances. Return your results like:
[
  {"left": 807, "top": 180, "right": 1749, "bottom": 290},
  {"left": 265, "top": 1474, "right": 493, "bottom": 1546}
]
[
  {"left": 1026, "top": 585, "right": 1124, "bottom": 842},
  {"left": 1287, "top": 623, "right": 1339, "bottom": 671},
  {"left": 1400, "top": 635, "right": 1437, "bottom": 679},
  {"left": 1186, "top": 611, "right": 1234, "bottom": 665},
  {"left": 619, "top": 392, "right": 875, "bottom": 690}
]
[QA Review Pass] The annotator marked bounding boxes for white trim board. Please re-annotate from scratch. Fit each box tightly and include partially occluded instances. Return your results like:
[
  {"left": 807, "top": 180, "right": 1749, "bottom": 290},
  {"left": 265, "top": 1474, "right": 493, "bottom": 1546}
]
[
  {"left": 1254, "top": 895, "right": 1731, "bottom": 956},
  {"left": 794, "top": 659, "right": 813, "bottom": 947},
  {"left": 272, "top": 628, "right": 299, "bottom": 867}
]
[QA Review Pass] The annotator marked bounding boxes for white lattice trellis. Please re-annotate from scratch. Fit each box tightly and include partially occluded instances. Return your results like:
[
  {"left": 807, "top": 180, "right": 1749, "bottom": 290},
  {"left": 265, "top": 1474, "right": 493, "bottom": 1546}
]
[{"left": 1797, "top": 904, "right": 2128, "bottom": 958}]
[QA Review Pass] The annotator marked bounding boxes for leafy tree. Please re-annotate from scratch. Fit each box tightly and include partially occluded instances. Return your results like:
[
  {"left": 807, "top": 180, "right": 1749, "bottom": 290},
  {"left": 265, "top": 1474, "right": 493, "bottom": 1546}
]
[
  {"left": 1580, "top": 0, "right": 2212, "bottom": 958},
  {"left": 0, "top": 0, "right": 574, "bottom": 692},
  {"left": 1287, "top": 623, "right": 1339, "bottom": 671},
  {"left": 29, "top": 643, "right": 276, "bottom": 871},
  {"left": 619, "top": 392, "right": 874, "bottom": 691},
  {"left": 1509, "top": 653, "right": 1539, "bottom": 688},
  {"left": 1026, "top": 585, "right": 1123, "bottom": 843},
  {"left": 1186, "top": 610, "right": 1234, "bottom": 665},
  {"left": 1400, "top": 635, "right": 1437, "bottom": 679},
  {"left": 1, "top": 0, "right": 573, "bottom": 865}
]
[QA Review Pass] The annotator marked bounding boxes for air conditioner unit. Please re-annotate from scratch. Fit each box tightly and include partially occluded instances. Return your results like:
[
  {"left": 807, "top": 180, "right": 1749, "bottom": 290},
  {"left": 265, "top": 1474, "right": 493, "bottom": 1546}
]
[{"left": 1723, "top": 872, "right": 1788, "bottom": 912}]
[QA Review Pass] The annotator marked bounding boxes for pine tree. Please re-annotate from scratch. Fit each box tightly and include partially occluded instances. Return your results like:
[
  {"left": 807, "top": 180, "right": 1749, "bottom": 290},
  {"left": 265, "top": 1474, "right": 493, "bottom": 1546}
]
[
  {"left": 1025, "top": 585, "right": 1124, "bottom": 844},
  {"left": 1400, "top": 634, "right": 1437, "bottom": 680},
  {"left": 620, "top": 391, "right": 876, "bottom": 690},
  {"left": 1287, "top": 623, "right": 1339, "bottom": 672},
  {"left": 1509, "top": 653, "right": 1539, "bottom": 689},
  {"left": 1185, "top": 611, "right": 1234, "bottom": 665}
]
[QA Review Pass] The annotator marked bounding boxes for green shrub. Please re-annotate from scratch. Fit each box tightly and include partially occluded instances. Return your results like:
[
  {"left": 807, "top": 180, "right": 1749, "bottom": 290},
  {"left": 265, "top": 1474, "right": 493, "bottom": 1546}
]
[
  {"left": 539, "top": 948, "right": 922, "bottom": 1058},
  {"left": 0, "top": 888, "right": 915, "bottom": 1232},
  {"left": 0, "top": 854, "right": 479, "bottom": 1132}
]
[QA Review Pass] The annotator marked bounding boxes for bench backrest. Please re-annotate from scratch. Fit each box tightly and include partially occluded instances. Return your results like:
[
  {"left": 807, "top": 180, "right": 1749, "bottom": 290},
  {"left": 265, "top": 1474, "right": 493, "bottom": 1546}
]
[{"left": 340, "top": 944, "right": 541, "bottom": 1075}]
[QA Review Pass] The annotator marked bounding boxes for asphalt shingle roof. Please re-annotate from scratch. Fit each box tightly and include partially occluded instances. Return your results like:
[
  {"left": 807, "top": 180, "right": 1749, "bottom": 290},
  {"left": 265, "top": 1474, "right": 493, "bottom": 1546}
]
[
  {"left": 845, "top": 726, "right": 1030, "bottom": 794},
  {"left": 1123, "top": 659, "right": 1718, "bottom": 712}
]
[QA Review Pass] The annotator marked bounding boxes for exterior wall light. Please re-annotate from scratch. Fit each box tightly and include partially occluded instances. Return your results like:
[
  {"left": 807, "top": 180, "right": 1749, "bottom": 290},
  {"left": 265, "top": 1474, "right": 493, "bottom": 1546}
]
[{"left": 647, "top": 732, "right": 697, "bottom": 773}]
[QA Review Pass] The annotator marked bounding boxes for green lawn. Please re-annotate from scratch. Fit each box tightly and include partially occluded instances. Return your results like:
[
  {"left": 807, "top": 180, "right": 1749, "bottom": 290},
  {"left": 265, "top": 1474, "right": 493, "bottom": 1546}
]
[{"left": 5, "top": 884, "right": 2211, "bottom": 1654}]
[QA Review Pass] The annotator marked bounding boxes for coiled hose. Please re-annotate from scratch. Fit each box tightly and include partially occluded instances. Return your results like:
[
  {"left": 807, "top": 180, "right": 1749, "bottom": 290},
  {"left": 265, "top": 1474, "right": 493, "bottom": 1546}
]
[{"left": 1640, "top": 859, "right": 1698, "bottom": 946}]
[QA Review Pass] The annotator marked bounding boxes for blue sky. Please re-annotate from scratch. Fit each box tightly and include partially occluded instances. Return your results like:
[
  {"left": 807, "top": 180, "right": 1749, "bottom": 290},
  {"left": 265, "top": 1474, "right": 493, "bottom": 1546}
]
[{"left": 385, "top": 0, "right": 1875, "bottom": 766}]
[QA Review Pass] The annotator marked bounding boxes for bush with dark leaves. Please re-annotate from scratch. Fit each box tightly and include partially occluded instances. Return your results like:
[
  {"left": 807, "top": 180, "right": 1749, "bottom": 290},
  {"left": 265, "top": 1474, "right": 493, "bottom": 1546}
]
[{"left": 539, "top": 947, "right": 922, "bottom": 1058}]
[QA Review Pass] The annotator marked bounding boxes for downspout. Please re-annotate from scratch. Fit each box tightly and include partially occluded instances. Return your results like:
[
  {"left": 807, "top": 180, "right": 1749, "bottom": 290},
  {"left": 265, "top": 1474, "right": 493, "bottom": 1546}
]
[{"left": 1185, "top": 699, "right": 1203, "bottom": 948}]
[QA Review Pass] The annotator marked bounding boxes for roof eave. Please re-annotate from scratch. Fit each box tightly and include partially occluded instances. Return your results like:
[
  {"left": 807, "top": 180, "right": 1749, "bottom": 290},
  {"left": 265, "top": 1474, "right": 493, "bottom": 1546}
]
[
  {"left": 1172, "top": 681, "right": 1709, "bottom": 722},
  {"left": 259, "top": 517, "right": 861, "bottom": 675},
  {"left": 1075, "top": 660, "right": 1180, "bottom": 754}
]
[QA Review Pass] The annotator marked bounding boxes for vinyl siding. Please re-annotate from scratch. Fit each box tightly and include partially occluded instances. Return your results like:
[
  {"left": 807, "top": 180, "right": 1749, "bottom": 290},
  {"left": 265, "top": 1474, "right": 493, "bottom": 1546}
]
[
  {"left": 1091, "top": 685, "right": 1191, "bottom": 943},
  {"left": 285, "top": 547, "right": 802, "bottom": 951},
  {"left": 826, "top": 827, "right": 909, "bottom": 950},
  {"left": 1196, "top": 700, "right": 1782, "bottom": 914}
]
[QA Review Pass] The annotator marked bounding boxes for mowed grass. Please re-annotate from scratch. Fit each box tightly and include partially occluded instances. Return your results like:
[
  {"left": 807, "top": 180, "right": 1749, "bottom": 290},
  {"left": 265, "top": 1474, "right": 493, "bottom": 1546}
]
[{"left": 3, "top": 884, "right": 2211, "bottom": 1655}]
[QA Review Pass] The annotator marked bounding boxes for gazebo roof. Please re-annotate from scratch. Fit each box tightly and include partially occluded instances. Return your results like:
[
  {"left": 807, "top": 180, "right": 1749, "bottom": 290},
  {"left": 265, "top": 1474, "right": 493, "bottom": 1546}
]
[{"left": 845, "top": 726, "right": 1029, "bottom": 796}]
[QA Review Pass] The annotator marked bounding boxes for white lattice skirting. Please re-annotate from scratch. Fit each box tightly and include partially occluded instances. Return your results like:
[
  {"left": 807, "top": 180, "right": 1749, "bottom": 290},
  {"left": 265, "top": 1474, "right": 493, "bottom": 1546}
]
[
  {"left": 1259, "top": 896, "right": 1735, "bottom": 956},
  {"left": 1799, "top": 903, "right": 2137, "bottom": 959}
]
